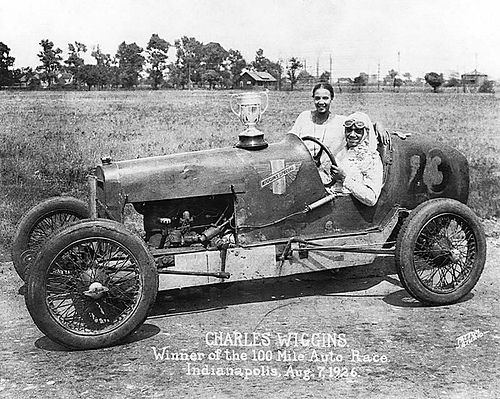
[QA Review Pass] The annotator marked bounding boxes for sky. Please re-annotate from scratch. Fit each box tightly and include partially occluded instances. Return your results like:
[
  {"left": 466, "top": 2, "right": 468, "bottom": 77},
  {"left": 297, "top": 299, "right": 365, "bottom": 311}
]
[{"left": 1, "top": 0, "right": 499, "bottom": 79}]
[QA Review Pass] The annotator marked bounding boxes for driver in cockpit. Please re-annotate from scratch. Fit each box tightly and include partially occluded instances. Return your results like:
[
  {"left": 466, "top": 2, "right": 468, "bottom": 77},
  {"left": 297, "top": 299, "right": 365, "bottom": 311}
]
[{"left": 328, "top": 112, "right": 383, "bottom": 206}]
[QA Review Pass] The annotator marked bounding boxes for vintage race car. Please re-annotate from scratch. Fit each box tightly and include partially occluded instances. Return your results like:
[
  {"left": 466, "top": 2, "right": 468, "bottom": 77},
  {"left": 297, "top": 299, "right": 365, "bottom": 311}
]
[{"left": 12, "top": 116, "right": 486, "bottom": 350}]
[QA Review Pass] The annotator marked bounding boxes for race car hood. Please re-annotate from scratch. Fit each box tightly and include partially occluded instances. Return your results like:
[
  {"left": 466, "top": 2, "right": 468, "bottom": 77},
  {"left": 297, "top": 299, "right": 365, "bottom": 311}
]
[{"left": 94, "top": 133, "right": 320, "bottom": 204}]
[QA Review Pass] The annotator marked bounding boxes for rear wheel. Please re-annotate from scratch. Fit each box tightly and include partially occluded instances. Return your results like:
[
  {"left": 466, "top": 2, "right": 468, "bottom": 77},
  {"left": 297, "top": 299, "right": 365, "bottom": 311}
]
[
  {"left": 25, "top": 219, "right": 158, "bottom": 350},
  {"left": 12, "top": 197, "right": 89, "bottom": 281},
  {"left": 395, "top": 199, "right": 486, "bottom": 305}
]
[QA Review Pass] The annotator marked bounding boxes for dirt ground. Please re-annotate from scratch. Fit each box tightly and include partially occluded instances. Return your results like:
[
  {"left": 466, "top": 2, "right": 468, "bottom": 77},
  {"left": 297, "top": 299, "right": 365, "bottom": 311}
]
[{"left": 0, "top": 219, "right": 499, "bottom": 399}]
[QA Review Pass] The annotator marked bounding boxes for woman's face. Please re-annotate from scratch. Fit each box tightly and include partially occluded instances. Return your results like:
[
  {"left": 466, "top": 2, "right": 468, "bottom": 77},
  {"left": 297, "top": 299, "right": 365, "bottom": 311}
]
[
  {"left": 313, "top": 88, "right": 332, "bottom": 114},
  {"left": 345, "top": 126, "right": 366, "bottom": 148}
]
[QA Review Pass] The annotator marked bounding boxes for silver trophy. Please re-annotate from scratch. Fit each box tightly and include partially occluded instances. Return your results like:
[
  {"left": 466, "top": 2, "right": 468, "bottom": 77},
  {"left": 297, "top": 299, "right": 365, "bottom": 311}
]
[{"left": 230, "top": 91, "right": 269, "bottom": 150}]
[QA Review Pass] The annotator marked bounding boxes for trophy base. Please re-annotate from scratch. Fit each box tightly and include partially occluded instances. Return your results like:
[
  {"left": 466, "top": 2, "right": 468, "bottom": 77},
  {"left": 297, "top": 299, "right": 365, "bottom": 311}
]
[{"left": 235, "top": 127, "right": 268, "bottom": 150}]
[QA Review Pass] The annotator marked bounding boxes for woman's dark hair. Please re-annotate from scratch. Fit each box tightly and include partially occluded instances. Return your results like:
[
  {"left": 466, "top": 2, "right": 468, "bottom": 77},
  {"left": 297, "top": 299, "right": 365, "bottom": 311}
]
[{"left": 312, "top": 82, "right": 334, "bottom": 99}]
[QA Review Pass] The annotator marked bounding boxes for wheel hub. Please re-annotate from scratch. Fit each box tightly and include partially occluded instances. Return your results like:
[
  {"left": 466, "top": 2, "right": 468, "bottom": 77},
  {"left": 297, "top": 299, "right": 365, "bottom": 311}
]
[
  {"left": 83, "top": 281, "right": 109, "bottom": 299},
  {"left": 80, "top": 268, "right": 109, "bottom": 299},
  {"left": 428, "top": 241, "right": 450, "bottom": 264}
]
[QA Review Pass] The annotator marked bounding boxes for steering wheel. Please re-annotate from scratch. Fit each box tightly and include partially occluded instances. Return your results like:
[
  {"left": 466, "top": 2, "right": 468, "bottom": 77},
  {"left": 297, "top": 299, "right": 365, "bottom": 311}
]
[{"left": 301, "top": 136, "right": 337, "bottom": 168}]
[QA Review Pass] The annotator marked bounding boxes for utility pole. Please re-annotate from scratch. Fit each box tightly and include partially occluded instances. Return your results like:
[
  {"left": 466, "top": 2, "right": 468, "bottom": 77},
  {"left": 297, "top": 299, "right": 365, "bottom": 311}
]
[
  {"left": 316, "top": 58, "right": 319, "bottom": 79},
  {"left": 277, "top": 59, "right": 282, "bottom": 91},
  {"left": 397, "top": 51, "right": 400, "bottom": 75},
  {"left": 377, "top": 62, "right": 380, "bottom": 91},
  {"left": 329, "top": 53, "right": 332, "bottom": 85}
]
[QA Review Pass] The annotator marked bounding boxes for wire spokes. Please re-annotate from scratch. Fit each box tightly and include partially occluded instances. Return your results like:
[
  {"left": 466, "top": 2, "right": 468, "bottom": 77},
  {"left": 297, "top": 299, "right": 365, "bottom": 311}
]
[
  {"left": 413, "top": 214, "right": 476, "bottom": 293},
  {"left": 45, "top": 237, "right": 142, "bottom": 335},
  {"left": 23, "top": 212, "right": 82, "bottom": 266}
]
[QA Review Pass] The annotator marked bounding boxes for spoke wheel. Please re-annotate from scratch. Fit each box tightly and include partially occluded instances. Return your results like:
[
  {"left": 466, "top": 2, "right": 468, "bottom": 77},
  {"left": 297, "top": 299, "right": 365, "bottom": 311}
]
[
  {"left": 26, "top": 219, "right": 158, "bottom": 349},
  {"left": 12, "top": 197, "right": 89, "bottom": 281},
  {"left": 396, "top": 199, "right": 486, "bottom": 305},
  {"left": 414, "top": 214, "right": 476, "bottom": 293}
]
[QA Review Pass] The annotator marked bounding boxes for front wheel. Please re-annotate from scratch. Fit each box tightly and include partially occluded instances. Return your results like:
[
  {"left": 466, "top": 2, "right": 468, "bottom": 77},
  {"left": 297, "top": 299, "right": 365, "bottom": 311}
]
[
  {"left": 395, "top": 198, "right": 486, "bottom": 305},
  {"left": 25, "top": 219, "right": 158, "bottom": 350}
]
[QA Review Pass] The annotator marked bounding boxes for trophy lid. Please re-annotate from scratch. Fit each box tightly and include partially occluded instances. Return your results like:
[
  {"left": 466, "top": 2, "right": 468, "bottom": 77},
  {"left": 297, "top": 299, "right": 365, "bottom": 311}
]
[{"left": 236, "top": 93, "right": 263, "bottom": 105}]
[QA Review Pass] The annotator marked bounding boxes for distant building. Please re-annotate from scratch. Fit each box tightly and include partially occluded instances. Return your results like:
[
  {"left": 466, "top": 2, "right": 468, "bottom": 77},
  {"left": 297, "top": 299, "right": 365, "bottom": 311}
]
[
  {"left": 56, "top": 72, "right": 74, "bottom": 86},
  {"left": 367, "top": 74, "right": 379, "bottom": 85},
  {"left": 337, "top": 77, "right": 353, "bottom": 85},
  {"left": 33, "top": 72, "right": 74, "bottom": 88},
  {"left": 237, "top": 70, "right": 277, "bottom": 89},
  {"left": 415, "top": 77, "right": 425, "bottom": 85},
  {"left": 18, "top": 75, "right": 29, "bottom": 88},
  {"left": 383, "top": 75, "right": 397, "bottom": 86},
  {"left": 461, "top": 70, "right": 488, "bottom": 87}
]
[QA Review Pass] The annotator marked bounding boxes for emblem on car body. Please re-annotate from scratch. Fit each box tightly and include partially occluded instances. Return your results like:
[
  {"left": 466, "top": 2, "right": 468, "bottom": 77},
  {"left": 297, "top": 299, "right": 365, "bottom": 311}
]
[{"left": 259, "top": 160, "right": 301, "bottom": 195}]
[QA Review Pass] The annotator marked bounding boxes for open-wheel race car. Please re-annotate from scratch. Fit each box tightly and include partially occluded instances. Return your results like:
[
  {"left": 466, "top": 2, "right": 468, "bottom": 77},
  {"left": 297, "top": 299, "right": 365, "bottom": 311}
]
[{"left": 12, "top": 93, "right": 486, "bottom": 350}]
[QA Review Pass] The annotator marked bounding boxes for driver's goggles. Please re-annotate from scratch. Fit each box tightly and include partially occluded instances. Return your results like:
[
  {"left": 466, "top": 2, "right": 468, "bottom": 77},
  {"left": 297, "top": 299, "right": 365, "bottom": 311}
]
[{"left": 343, "top": 119, "right": 366, "bottom": 130}]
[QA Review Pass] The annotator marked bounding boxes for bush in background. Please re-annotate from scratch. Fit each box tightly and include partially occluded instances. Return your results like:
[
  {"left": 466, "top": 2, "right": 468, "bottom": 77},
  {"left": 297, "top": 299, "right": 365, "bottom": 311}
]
[{"left": 478, "top": 80, "right": 495, "bottom": 93}]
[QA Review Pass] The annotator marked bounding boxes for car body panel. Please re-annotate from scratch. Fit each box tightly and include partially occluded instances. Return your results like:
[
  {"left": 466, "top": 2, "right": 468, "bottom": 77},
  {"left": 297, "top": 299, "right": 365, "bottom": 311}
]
[
  {"left": 94, "top": 132, "right": 469, "bottom": 244},
  {"left": 159, "top": 205, "right": 401, "bottom": 290}
]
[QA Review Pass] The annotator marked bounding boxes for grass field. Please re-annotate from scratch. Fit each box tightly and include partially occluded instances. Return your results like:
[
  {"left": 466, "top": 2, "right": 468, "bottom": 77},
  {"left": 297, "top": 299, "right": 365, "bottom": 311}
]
[{"left": 0, "top": 89, "right": 498, "bottom": 258}]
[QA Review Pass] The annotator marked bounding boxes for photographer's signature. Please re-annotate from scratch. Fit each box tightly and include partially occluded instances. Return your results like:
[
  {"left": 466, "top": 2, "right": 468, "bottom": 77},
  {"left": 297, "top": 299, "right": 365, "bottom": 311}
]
[{"left": 456, "top": 330, "right": 488, "bottom": 348}]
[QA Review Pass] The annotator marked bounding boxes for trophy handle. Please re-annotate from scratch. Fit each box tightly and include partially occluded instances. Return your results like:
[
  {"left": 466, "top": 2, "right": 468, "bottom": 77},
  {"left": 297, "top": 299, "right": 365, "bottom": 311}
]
[
  {"left": 230, "top": 94, "right": 240, "bottom": 117},
  {"left": 261, "top": 90, "right": 269, "bottom": 115}
]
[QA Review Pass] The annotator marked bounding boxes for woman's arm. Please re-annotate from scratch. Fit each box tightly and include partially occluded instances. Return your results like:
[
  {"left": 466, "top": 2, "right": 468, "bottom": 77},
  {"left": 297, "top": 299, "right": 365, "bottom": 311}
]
[
  {"left": 374, "top": 121, "right": 391, "bottom": 148},
  {"left": 288, "top": 111, "right": 309, "bottom": 136}
]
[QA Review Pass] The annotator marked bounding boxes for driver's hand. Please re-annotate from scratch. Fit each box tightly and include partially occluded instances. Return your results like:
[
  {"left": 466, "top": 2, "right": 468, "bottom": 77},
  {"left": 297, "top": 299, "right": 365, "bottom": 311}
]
[
  {"left": 318, "top": 163, "right": 333, "bottom": 185},
  {"left": 330, "top": 165, "right": 346, "bottom": 183}
]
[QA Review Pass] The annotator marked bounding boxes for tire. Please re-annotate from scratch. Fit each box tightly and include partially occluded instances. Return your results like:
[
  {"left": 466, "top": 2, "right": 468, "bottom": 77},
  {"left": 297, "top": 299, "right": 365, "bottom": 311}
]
[
  {"left": 25, "top": 219, "right": 159, "bottom": 350},
  {"left": 395, "top": 198, "right": 486, "bottom": 305},
  {"left": 12, "top": 197, "right": 89, "bottom": 281}
]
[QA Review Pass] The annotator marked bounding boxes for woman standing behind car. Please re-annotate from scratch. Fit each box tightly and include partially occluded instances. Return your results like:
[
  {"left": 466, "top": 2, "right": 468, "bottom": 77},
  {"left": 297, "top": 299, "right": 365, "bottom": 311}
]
[
  {"left": 289, "top": 82, "right": 346, "bottom": 156},
  {"left": 289, "top": 82, "right": 347, "bottom": 185}
]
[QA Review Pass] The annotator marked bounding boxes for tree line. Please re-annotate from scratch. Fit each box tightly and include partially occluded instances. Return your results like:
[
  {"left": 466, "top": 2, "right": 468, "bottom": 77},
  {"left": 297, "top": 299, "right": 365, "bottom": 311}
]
[
  {"left": 0, "top": 35, "right": 308, "bottom": 90},
  {"left": 0, "top": 36, "right": 494, "bottom": 92}
]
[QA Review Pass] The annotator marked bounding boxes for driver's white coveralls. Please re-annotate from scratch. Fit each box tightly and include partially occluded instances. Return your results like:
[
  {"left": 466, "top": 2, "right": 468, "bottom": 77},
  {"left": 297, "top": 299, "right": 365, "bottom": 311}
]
[{"left": 330, "top": 144, "right": 384, "bottom": 206}]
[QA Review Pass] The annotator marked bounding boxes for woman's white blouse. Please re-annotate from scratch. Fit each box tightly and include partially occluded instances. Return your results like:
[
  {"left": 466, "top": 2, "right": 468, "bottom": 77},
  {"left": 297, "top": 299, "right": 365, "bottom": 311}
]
[{"left": 289, "top": 110, "right": 346, "bottom": 156}]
